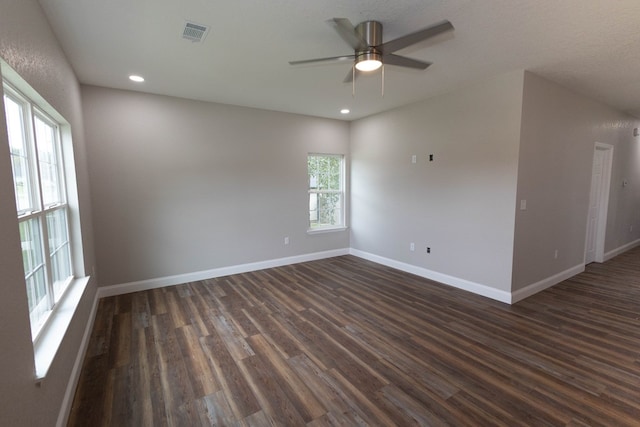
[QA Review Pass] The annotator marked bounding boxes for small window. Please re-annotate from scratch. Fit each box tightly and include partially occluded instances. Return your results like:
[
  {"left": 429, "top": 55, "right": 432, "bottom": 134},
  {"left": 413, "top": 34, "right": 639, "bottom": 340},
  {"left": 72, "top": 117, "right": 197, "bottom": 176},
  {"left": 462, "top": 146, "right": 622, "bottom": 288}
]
[
  {"left": 308, "top": 153, "right": 345, "bottom": 231},
  {"left": 3, "top": 82, "right": 73, "bottom": 339}
]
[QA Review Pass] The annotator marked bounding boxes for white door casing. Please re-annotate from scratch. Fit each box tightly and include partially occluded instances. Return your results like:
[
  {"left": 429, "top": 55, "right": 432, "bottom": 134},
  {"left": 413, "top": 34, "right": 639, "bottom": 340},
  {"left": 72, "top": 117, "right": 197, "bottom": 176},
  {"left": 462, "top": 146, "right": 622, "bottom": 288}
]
[{"left": 585, "top": 143, "right": 613, "bottom": 264}]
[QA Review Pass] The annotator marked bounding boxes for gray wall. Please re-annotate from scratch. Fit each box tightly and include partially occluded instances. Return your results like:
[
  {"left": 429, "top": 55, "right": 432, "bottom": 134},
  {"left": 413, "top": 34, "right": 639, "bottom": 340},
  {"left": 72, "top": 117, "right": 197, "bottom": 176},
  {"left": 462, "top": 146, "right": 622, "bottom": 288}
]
[
  {"left": 81, "top": 86, "right": 350, "bottom": 287},
  {"left": 512, "top": 72, "right": 640, "bottom": 290},
  {"left": 350, "top": 71, "right": 524, "bottom": 292},
  {"left": 0, "top": 0, "right": 96, "bottom": 425}
]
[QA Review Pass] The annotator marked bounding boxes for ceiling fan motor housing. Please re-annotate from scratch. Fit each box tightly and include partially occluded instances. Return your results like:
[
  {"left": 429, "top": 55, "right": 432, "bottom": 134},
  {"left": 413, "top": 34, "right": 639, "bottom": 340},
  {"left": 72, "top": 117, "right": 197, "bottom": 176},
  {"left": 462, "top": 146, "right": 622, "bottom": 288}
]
[{"left": 355, "top": 20, "right": 383, "bottom": 61}]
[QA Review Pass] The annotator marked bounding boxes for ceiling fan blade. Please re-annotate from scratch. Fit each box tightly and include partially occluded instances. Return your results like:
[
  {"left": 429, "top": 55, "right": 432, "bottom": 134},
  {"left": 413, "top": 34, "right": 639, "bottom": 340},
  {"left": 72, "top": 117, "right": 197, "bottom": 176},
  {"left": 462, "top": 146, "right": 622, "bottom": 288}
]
[
  {"left": 289, "top": 54, "right": 354, "bottom": 66},
  {"left": 330, "top": 18, "right": 367, "bottom": 50},
  {"left": 379, "top": 20, "right": 454, "bottom": 53},
  {"left": 384, "top": 54, "right": 432, "bottom": 70}
]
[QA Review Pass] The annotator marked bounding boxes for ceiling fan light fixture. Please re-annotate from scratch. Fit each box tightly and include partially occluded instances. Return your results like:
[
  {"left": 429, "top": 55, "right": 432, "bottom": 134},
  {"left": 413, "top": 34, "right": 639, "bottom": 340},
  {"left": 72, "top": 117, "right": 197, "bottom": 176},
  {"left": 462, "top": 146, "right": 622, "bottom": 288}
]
[{"left": 355, "top": 52, "right": 382, "bottom": 72}]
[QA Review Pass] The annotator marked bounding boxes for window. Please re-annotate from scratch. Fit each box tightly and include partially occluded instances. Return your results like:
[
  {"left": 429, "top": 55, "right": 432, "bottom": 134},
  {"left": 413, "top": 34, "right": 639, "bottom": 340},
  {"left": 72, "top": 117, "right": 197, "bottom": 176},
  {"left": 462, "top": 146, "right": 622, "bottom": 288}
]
[
  {"left": 308, "top": 153, "right": 345, "bottom": 230},
  {"left": 3, "top": 82, "right": 73, "bottom": 339}
]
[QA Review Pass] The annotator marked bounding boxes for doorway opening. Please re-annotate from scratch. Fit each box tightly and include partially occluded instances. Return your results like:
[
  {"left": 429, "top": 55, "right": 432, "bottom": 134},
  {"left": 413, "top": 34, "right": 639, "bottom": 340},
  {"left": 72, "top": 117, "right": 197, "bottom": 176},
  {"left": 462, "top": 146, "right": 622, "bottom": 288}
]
[{"left": 585, "top": 143, "right": 613, "bottom": 264}]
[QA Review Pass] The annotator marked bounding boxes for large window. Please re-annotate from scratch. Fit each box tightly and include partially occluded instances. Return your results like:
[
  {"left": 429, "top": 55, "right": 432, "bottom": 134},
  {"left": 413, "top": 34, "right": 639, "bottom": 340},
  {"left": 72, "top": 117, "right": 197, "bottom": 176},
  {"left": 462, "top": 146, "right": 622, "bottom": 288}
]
[
  {"left": 308, "top": 153, "right": 345, "bottom": 230},
  {"left": 3, "top": 82, "right": 73, "bottom": 339}
]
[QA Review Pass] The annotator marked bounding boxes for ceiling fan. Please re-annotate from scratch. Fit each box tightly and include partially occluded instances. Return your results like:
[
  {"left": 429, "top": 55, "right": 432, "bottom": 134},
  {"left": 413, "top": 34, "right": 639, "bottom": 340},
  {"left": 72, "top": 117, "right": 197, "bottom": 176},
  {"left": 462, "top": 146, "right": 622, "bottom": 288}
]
[{"left": 289, "top": 18, "right": 454, "bottom": 83}]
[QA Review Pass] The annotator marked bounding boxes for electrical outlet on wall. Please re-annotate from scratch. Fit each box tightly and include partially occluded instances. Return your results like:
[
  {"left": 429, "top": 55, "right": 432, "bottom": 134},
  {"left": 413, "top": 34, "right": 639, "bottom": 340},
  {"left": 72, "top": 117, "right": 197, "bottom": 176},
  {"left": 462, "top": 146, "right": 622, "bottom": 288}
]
[
  {"left": 284, "top": 236, "right": 289, "bottom": 245},
  {"left": 410, "top": 242, "right": 415, "bottom": 251}
]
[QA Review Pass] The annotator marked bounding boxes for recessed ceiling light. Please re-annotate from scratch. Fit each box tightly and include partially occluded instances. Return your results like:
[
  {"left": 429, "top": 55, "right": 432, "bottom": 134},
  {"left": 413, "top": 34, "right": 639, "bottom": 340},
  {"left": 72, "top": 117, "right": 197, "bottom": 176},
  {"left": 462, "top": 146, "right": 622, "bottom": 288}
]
[
  {"left": 129, "top": 75, "right": 145, "bottom": 83},
  {"left": 340, "top": 108, "right": 350, "bottom": 114}
]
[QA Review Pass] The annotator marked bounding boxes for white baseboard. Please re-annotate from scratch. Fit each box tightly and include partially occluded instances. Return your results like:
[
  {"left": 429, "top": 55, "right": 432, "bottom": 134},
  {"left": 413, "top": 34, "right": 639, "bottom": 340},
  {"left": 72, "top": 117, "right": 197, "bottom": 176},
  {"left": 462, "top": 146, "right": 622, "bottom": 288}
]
[
  {"left": 603, "top": 238, "right": 640, "bottom": 262},
  {"left": 97, "top": 248, "right": 350, "bottom": 299},
  {"left": 510, "top": 263, "right": 585, "bottom": 304},
  {"left": 96, "top": 241, "right": 636, "bottom": 305},
  {"left": 56, "top": 285, "right": 100, "bottom": 427},
  {"left": 349, "top": 248, "right": 512, "bottom": 304}
]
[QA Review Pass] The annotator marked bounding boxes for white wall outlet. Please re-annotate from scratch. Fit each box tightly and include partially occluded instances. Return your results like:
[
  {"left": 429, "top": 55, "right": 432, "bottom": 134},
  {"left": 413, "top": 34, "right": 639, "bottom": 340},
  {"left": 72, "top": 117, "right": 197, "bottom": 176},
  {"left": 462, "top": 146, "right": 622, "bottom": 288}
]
[
  {"left": 284, "top": 236, "right": 289, "bottom": 245},
  {"left": 410, "top": 242, "right": 415, "bottom": 251},
  {"left": 520, "top": 199, "right": 527, "bottom": 210},
  {"left": 554, "top": 249, "right": 558, "bottom": 259},
  {"left": 411, "top": 154, "right": 417, "bottom": 164}
]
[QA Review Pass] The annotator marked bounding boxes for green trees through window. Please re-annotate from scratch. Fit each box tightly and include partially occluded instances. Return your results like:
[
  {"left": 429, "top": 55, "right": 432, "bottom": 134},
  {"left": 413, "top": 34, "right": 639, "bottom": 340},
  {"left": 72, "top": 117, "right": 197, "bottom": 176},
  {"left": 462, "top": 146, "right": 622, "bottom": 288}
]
[{"left": 308, "top": 154, "right": 344, "bottom": 230}]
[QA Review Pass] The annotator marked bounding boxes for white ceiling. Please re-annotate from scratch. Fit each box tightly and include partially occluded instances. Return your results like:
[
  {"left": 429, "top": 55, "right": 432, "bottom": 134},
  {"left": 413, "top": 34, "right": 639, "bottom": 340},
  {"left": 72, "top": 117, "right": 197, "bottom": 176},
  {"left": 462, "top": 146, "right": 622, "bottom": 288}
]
[{"left": 38, "top": 0, "right": 640, "bottom": 121}]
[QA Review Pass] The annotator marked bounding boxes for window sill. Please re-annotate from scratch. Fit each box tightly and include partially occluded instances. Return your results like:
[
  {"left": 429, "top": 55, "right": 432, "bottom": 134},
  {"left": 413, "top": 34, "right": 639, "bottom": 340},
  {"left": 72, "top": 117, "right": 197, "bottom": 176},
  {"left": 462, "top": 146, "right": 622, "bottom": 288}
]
[
  {"left": 34, "top": 276, "right": 90, "bottom": 382},
  {"left": 307, "top": 226, "right": 348, "bottom": 235}
]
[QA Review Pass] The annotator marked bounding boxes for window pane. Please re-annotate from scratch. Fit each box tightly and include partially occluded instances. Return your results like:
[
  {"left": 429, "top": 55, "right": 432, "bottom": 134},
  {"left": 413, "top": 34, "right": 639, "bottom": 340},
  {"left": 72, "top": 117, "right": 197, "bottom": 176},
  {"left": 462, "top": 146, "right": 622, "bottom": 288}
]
[
  {"left": 308, "top": 156, "right": 318, "bottom": 189},
  {"left": 330, "top": 170, "right": 340, "bottom": 190},
  {"left": 27, "top": 267, "right": 48, "bottom": 331},
  {"left": 10, "top": 155, "right": 32, "bottom": 212},
  {"left": 309, "top": 193, "right": 318, "bottom": 223},
  {"left": 47, "top": 209, "right": 72, "bottom": 301},
  {"left": 20, "top": 218, "right": 49, "bottom": 332},
  {"left": 319, "top": 157, "right": 329, "bottom": 190},
  {"left": 4, "top": 95, "right": 27, "bottom": 156},
  {"left": 316, "top": 193, "right": 342, "bottom": 227},
  {"left": 20, "top": 218, "right": 44, "bottom": 276},
  {"left": 46, "top": 208, "right": 67, "bottom": 250},
  {"left": 34, "top": 115, "right": 61, "bottom": 206},
  {"left": 3, "top": 94, "right": 33, "bottom": 212}
]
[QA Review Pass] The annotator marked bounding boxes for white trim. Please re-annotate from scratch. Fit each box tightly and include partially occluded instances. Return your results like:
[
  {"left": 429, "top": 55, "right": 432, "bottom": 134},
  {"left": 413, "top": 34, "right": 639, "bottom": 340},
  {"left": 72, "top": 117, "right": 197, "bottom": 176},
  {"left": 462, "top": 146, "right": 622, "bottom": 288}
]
[
  {"left": 34, "top": 276, "right": 90, "bottom": 380},
  {"left": 349, "top": 248, "right": 512, "bottom": 304},
  {"left": 97, "top": 248, "right": 350, "bottom": 298},
  {"left": 55, "top": 287, "right": 99, "bottom": 427},
  {"left": 603, "top": 238, "right": 640, "bottom": 262},
  {"left": 585, "top": 142, "right": 614, "bottom": 263},
  {"left": 510, "top": 263, "right": 585, "bottom": 304},
  {"left": 307, "top": 226, "right": 348, "bottom": 235},
  {"left": 594, "top": 143, "right": 613, "bottom": 263}
]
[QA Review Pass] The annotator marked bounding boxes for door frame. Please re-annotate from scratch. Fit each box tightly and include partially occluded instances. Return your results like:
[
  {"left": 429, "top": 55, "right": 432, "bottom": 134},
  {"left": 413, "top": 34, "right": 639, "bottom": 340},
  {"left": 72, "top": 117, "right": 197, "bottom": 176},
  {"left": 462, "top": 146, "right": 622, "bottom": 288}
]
[{"left": 585, "top": 142, "right": 613, "bottom": 264}]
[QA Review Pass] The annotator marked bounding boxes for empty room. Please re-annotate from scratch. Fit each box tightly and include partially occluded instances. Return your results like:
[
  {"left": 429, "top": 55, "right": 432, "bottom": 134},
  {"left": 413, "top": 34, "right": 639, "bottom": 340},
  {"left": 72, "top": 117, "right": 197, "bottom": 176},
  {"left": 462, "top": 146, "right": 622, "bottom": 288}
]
[{"left": 1, "top": 0, "right": 640, "bottom": 426}]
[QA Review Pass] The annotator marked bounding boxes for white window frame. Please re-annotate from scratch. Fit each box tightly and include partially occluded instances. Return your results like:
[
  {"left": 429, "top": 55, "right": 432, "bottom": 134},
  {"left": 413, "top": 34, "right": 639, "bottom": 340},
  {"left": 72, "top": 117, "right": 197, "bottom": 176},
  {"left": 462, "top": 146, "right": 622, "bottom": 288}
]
[
  {"left": 307, "top": 153, "right": 346, "bottom": 232},
  {"left": 3, "top": 81, "right": 74, "bottom": 340},
  {"left": 2, "top": 61, "right": 90, "bottom": 381}
]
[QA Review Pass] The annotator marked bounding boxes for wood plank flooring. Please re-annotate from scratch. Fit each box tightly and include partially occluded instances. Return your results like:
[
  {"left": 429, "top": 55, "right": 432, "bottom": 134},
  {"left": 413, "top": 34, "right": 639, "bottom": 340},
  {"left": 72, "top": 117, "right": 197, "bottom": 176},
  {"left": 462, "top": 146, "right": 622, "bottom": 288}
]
[{"left": 68, "top": 248, "right": 640, "bottom": 426}]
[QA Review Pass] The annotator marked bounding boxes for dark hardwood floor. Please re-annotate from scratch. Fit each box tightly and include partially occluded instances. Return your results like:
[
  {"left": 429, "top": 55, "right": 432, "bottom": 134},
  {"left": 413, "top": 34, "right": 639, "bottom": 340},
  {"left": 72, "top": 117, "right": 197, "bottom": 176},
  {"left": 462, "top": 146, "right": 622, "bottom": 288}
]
[{"left": 68, "top": 247, "right": 640, "bottom": 426}]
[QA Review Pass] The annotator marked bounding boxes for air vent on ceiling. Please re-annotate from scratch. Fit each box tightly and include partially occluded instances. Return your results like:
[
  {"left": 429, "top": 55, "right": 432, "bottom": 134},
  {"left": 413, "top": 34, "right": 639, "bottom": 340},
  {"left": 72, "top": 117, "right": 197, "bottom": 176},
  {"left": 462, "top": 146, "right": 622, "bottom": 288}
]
[{"left": 182, "top": 21, "right": 209, "bottom": 42}]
